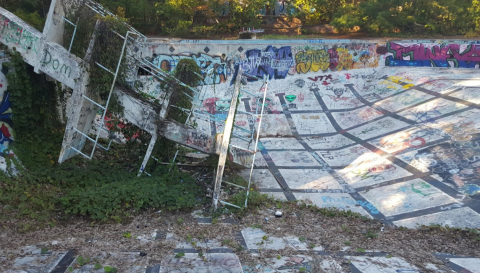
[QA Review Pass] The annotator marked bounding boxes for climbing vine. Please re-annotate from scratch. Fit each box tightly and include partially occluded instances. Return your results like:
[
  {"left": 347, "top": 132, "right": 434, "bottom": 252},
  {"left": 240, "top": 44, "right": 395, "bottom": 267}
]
[
  {"left": 167, "top": 58, "right": 202, "bottom": 124},
  {"left": 3, "top": 50, "right": 63, "bottom": 169}
]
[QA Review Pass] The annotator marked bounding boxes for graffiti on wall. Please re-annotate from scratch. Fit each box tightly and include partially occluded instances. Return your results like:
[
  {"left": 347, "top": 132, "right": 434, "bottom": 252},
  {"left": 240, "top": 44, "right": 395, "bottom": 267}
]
[
  {"left": 152, "top": 53, "right": 227, "bottom": 85},
  {"left": 414, "top": 126, "right": 480, "bottom": 197},
  {"left": 40, "top": 49, "right": 72, "bottom": 78},
  {"left": 295, "top": 45, "right": 379, "bottom": 74},
  {"left": 0, "top": 66, "right": 13, "bottom": 160},
  {"left": 0, "top": 14, "right": 39, "bottom": 53},
  {"left": 386, "top": 42, "right": 480, "bottom": 68},
  {"left": 238, "top": 46, "right": 295, "bottom": 81}
]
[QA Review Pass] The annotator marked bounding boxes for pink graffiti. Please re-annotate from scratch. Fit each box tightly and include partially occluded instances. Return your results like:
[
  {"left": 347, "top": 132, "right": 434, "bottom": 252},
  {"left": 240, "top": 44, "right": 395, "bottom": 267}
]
[
  {"left": 203, "top": 97, "right": 220, "bottom": 114},
  {"left": 235, "top": 121, "right": 247, "bottom": 126},
  {"left": 298, "top": 93, "right": 305, "bottom": 102},
  {"left": 389, "top": 43, "right": 480, "bottom": 64},
  {"left": 368, "top": 164, "right": 396, "bottom": 173}
]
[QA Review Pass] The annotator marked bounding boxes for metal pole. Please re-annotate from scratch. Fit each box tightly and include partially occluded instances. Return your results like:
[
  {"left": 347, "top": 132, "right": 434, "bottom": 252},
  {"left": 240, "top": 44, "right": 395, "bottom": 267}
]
[{"left": 245, "top": 76, "right": 268, "bottom": 207}]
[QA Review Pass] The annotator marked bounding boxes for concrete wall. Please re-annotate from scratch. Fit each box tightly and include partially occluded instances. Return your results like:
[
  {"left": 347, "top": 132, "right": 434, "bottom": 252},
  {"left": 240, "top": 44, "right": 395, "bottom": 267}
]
[{"left": 137, "top": 39, "right": 479, "bottom": 138}]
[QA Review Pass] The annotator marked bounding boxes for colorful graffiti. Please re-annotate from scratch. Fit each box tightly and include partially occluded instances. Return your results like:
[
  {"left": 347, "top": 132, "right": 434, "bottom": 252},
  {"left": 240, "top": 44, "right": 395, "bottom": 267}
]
[
  {"left": 152, "top": 53, "right": 227, "bottom": 85},
  {"left": 386, "top": 42, "right": 480, "bottom": 68},
  {"left": 238, "top": 46, "right": 294, "bottom": 81},
  {"left": 0, "top": 66, "right": 13, "bottom": 157},
  {"left": 416, "top": 132, "right": 480, "bottom": 197},
  {"left": 0, "top": 14, "right": 39, "bottom": 53},
  {"left": 295, "top": 45, "right": 378, "bottom": 74}
]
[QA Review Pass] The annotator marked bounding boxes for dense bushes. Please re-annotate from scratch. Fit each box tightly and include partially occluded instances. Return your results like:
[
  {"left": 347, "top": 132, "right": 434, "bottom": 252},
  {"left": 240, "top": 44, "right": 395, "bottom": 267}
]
[
  {"left": 331, "top": 0, "right": 480, "bottom": 35},
  {"left": 0, "top": 51, "right": 203, "bottom": 227},
  {"left": 3, "top": 0, "right": 479, "bottom": 36}
]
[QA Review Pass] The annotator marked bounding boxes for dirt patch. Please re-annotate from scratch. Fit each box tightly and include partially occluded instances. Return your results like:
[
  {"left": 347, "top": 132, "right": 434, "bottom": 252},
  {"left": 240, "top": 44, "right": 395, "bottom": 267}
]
[{"left": 1, "top": 201, "right": 479, "bottom": 272}]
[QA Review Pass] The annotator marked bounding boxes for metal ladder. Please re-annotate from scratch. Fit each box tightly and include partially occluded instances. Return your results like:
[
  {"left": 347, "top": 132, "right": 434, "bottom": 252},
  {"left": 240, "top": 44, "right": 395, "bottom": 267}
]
[
  {"left": 69, "top": 1, "right": 146, "bottom": 158},
  {"left": 212, "top": 69, "right": 269, "bottom": 210}
]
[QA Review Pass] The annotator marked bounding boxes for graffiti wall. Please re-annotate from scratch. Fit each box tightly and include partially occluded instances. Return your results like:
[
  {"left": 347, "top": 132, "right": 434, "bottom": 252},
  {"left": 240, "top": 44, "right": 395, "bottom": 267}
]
[
  {"left": 386, "top": 42, "right": 480, "bottom": 68},
  {"left": 0, "top": 55, "right": 15, "bottom": 173}
]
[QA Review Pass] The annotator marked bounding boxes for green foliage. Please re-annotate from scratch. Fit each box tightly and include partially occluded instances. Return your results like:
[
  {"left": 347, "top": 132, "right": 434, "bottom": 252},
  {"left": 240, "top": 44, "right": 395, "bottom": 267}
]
[
  {"left": 167, "top": 58, "right": 201, "bottom": 123},
  {"left": 175, "top": 252, "right": 185, "bottom": 258},
  {"left": 94, "top": 263, "right": 102, "bottom": 270},
  {"left": 59, "top": 164, "right": 202, "bottom": 220},
  {"left": 14, "top": 10, "right": 45, "bottom": 30},
  {"left": 298, "top": 236, "right": 306, "bottom": 242},
  {"left": 3, "top": 51, "right": 63, "bottom": 170},
  {"left": 331, "top": 0, "right": 480, "bottom": 35},
  {"left": 104, "top": 266, "right": 118, "bottom": 273},
  {"left": 2, "top": 0, "right": 47, "bottom": 30},
  {"left": 364, "top": 229, "right": 379, "bottom": 239}
]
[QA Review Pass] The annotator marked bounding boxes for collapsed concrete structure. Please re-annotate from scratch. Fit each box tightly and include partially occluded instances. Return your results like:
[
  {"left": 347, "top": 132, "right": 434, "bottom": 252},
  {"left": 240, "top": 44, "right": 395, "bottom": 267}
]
[{"left": 1, "top": 0, "right": 480, "bottom": 226}]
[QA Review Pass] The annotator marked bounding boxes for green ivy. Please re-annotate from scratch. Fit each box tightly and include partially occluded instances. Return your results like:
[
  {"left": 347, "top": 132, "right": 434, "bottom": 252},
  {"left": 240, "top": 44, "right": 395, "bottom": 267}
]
[{"left": 3, "top": 50, "right": 63, "bottom": 169}]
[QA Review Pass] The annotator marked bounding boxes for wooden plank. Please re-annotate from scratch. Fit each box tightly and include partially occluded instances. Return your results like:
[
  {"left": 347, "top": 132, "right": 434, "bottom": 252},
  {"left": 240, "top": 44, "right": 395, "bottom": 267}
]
[{"left": 212, "top": 67, "right": 243, "bottom": 210}]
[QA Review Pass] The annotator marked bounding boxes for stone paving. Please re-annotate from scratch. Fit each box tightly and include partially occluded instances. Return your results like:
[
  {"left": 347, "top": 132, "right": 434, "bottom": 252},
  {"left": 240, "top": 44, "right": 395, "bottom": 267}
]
[
  {"left": 5, "top": 226, "right": 480, "bottom": 272},
  {"left": 230, "top": 67, "right": 480, "bottom": 229}
]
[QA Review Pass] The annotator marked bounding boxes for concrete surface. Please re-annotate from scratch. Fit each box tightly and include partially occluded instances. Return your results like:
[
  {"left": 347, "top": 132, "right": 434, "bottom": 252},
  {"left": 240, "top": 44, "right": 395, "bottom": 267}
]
[
  {"left": 5, "top": 229, "right": 480, "bottom": 272},
  {"left": 0, "top": 0, "right": 480, "bottom": 229}
]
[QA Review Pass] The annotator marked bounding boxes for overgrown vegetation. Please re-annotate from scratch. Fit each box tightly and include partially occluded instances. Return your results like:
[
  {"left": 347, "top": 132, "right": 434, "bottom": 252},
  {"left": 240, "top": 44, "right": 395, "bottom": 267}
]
[
  {"left": 0, "top": 0, "right": 50, "bottom": 30},
  {"left": 3, "top": 0, "right": 479, "bottom": 36},
  {"left": 0, "top": 50, "right": 204, "bottom": 229},
  {"left": 97, "top": 0, "right": 480, "bottom": 36}
]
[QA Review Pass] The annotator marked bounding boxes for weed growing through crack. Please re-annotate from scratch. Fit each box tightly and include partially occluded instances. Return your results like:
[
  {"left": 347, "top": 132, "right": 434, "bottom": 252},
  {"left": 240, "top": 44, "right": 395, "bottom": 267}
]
[
  {"left": 364, "top": 230, "right": 379, "bottom": 239},
  {"left": 94, "top": 263, "right": 102, "bottom": 270},
  {"left": 344, "top": 241, "right": 351, "bottom": 246},
  {"left": 40, "top": 247, "right": 48, "bottom": 254},
  {"left": 308, "top": 243, "right": 315, "bottom": 249},
  {"left": 277, "top": 255, "right": 281, "bottom": 260},
  {"left": 175, "top": 252, "right": 185, "bottom": 258},
  {"left": 299, "top": 236, "right": 306, "bottom": 242},
  {"left": 77, "top": 256, "right": 90, "bottom": 266},
  {"left": 104, "top": 266, "right": 118, "bottom": 273},
  {"left": 123, "top": 232, "right": 132, "bottom": 238},
  {"left": 357, "top": 248, "right": 366, "bottom": 253}
]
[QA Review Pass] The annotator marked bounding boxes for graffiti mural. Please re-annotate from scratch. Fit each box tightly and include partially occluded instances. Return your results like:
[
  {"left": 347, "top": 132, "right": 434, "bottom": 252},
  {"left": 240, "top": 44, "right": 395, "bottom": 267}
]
[
  {"left": 416, "top": 133, "right": 480, "bottom": 197},
  {"left": 295, "top": 44, "right": 379, "bottom": 74},
  {"left": 0, "top": 14, "right": 39, "bottom": 53},
  {"left": 152, "top": 53, "right": 228, "bottom": 85},
  {"left": 238, "top": 46, "right": 295, "bottom": 81},
  {"left": 0, "top": 64, "right": 14, "bottom": 172},
  {"left": 386, "top": 42, "right": 480, "bottom": 68}
]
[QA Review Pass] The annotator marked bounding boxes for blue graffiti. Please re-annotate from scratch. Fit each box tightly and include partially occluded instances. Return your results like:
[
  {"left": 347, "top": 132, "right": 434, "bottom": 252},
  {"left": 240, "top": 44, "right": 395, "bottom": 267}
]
[{"left": 238, "top": 46, "right": 294, "bottom": 81}]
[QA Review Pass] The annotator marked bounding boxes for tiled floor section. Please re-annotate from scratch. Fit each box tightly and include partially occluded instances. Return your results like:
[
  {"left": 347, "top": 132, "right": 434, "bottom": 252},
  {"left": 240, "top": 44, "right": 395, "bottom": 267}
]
[{"left": 235, "top": 69, "right": 480, "bottom": 228}]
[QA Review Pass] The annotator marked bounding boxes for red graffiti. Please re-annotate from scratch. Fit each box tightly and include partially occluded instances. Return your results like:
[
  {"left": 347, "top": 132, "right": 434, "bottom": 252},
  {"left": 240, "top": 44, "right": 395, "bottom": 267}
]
[
  {"left": 368, "top": 164, "right": 396, "bottom": 173},
  {"left": 203, "top": 97, "right": 220, "bottom": 114},
  {"left": 322, "top": 81, "right": 330, "bottom": 86},
  {"left": 0, "top": 124, "right": 11, "bottom": 138},
  {"left": 345, "top": 73, "right": 352, "bottom": 80},
  {"left": 235, "top": 121, "right": 247, "bottom": 126}
]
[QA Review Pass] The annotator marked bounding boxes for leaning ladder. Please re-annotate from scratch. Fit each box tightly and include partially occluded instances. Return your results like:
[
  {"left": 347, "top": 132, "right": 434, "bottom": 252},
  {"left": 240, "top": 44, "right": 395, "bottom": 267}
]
[
  {"left": 212, "top": 68, "right": 269, "bottom": 210},
  {"left": 70, "top": 0, "right": 146, "bottom": 158}
]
